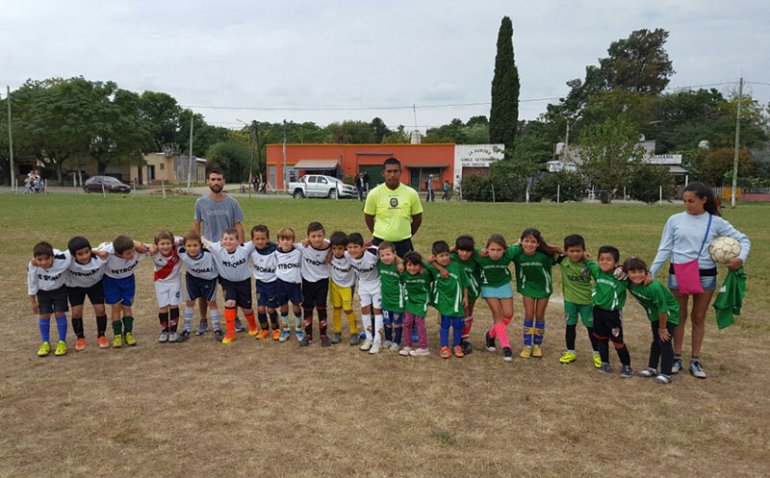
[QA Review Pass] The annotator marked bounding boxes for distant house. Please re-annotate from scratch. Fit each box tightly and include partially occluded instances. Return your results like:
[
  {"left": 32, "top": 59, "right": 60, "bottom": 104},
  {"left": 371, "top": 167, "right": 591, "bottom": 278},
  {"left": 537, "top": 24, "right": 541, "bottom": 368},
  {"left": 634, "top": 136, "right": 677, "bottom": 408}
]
[
  {"left": 550, "top": 139, "right": 686, "bottom": 177},
  {"left": 131, "top": 153, "right": 207, "bottom": 185}
]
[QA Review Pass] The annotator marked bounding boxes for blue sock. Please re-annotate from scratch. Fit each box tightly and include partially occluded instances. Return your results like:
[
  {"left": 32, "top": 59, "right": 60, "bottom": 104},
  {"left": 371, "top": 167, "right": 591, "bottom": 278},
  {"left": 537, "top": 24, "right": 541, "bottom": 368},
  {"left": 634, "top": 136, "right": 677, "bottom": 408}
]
[
  {"left": 452, "top": 316, "right": 464, "bottom": 346},
  {"left": 412, "top": 325, "right": 419, "bottom": 343},
  {"left": 55, "top": 315, "right": 67, "bottom": 342},
  {"left": 393, "top": 313, "right": 403, "bottom": 345},
  {"left": 383, "top": 311, "right": 393, "bottom": 341},
  {"left": 439, "top": 315, "right": 451, "bottom": 347},
  {"left": 534, "top": 321, "right": 545, "bottom": 346},
  {"left": 210, "top": 309, "right": 221, "bottom": 330},
  {"left": 280, "top": 313, "right": 290, "bottom": 328},
  {"left": 183, "top": 309, "right": 194, "bottom": 332},
  {"left": 39, "top": 318, "right": 51, "bottom": 343},
  {"left": 523, "top": 319, "right": 534, "bottom": 347}
]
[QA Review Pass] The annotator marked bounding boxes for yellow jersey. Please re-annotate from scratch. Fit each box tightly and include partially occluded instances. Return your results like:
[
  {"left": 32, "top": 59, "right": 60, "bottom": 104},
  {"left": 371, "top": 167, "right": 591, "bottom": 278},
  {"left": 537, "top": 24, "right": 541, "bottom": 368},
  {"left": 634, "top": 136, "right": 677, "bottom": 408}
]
[{"left": 363, "top": 183, "right": 423, "bottom": 242}]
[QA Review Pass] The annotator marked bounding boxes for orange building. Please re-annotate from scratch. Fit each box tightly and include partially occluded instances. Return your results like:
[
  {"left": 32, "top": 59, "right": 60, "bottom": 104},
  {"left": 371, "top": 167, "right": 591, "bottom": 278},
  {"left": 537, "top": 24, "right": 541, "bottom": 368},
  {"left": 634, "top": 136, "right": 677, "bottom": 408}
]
[{"left": 265, "top": 143, "right": 455, "bottom": 191}]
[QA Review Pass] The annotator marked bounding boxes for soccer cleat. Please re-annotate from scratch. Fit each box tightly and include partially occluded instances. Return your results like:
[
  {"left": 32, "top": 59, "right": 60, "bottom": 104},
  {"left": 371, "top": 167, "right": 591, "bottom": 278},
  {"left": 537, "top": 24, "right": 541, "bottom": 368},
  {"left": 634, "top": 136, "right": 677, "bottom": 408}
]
[
  {"left": 409, "top": 348, "right": 430, "bottom": 357},
  {"left": 368, "top": 341, "right": 381, "bottom": 354},
  {"left": 295, "top": 329, "right": 306, "bottom": 343},
  {"left": 299, "top": 335, "right": 312, "bottom": 347},
  {"left": 359, "top": 339, "right": 372, "bottom": 351},
  {"left": 37, "top": 341, "right": 51, "bottom": 357},
  {"left": 196, "top": 319, "right": 209, "bottom": 336},
  {"left": 75, "top": 337, "right": 87, "bottom": 352},
  {"left": 671, "top": 358, "right": 683, "bottom": 374},
  {"left": 329, "top": 332, "right": 341, "bottom": 344},
  {"left": 350, "top": 334, "right": 361, "bottom": 346},
  {"left": 531, "top": 345, "right": 543, "bottom": 358},
  {"left": 689, "top": 361, "right": 707, "bottom": 379},
  {"left": 158, "top": 331, "right": 169, "bottom": 343},
  {"left": 272, "top": 329, "right": 281, "bottom": 341},
  {"left": 503, "top": 347, "right": 513, "bottom": 362},
  {"left": 213, "top": 329, "right": 225, "bottom": 342},
  {"left": 593, "top": 353, "right": 602, "bottom": 368},
  {"left": 177, "top": 330, "right": 190, "bottom": 343},
  {"left": 620, "top": 365, "right": 634, "bottom": 378},
  {"left": 168, "top": 332, "right": 179, "bottom": 343},
  {"left": 597, "top": 362, "right": 611, "bottom": 374},
  {"left": 247, "top": 327, "right": 259, "bottom": 337},
  {"left": 399, "top": 346, "right": 413, "bottom": 356},
  {"left": 320, "top": 335, "right": 331, "bottom": 347},
  {"left": 453, "top": 345, "right": 465, "bottom": 358},
  {"left": 279, "top": 328, "right": 291, "bottom": 343},
  {"left": 97, "top": 336, "right": 109, "bottom": 349},
  {"left": 124, "top": 332, "right": 137, "bottom": 346},
  {"left": 383, "top": 340, "right": 393, "bottom": 350},
  {"left": 485, "top": 330, "right": 496, "bottom": 352},
  {"left": 638, "top": 367, "right": 658, "bottom": 378},
  {"left": 389, "top": 342, "right": 400, "bottom": 353},
  {"left": 559, "top": 351, "right": 577, "bottom": 364},
  {"left": 519, "top": 347, "right": 532, "bottom": 359},
  {"left": 461, "top": 340, "right": 473, "bottom": 355},
  {"left": 234, "top": 317, "right": 246, "bottom": 333},
  {"left": 256, "top": 330, "right": 270, "bottom": 340},
  {"left": 222, "top": 332, "right": 236, "bottom": 345},
  {"left": 655, "top": 374, "right": 672, "bottom": 384},
  {"left": 54, "top": 341, "right": 68, "bottom": 356},
  {"left": 112, "top": 335, "right": 124, "bottom": 348},
  {"left": 439, "top": 346, "right": 451, "bottom": 359}
]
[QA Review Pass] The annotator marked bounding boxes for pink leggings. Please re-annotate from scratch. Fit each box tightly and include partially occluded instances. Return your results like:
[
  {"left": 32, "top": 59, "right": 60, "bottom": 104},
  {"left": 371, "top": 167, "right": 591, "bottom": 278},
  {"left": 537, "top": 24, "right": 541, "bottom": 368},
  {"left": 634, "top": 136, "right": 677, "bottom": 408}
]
[
  {"left": 488, "top": 317, "right": 512, "bottom": 348},
  {"left": 403, "top": 312, "right": 428, "bottom": 349}
]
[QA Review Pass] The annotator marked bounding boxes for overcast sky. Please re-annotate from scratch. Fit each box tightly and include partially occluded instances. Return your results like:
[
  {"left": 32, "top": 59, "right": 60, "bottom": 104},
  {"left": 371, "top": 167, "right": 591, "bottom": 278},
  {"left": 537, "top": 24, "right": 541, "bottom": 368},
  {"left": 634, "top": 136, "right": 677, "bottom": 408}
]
[{"left": 2, "top": 0, "right": 768, "bottom": 133}]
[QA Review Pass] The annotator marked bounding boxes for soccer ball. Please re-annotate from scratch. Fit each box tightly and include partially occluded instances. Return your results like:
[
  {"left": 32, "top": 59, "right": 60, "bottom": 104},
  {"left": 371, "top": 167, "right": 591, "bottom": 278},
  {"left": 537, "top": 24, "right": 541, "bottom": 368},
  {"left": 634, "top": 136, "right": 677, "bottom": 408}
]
[{"left": 708, "top": 236, "right": 741, "bottom": 265}]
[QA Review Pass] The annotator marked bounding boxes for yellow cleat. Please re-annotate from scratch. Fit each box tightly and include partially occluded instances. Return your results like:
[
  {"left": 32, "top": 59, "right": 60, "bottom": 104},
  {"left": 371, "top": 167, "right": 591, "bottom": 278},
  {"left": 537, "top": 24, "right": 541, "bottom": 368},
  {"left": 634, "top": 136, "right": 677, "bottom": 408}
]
[
  {"left": 37, "top": 341, "right": 51, "bottom": 357},
  {"left": 112, "top": 335, "right": 124, "bottom": 348},
  {"left": 124, "top": 332, "right": 137, "bottom": 346},
  {"left": 520, "top": 347, "right": 532, "bottom": 359},
  {"left": 532, "top": 345, "right": 543, "bottom": 358},
  {"left": 222, "top": 332, "right": 236, "bottom": 345},
  {"left": 54, "top": 341, "right": 68, "bottom": 356},
  {"left": 559, "top": 351, "right": 577, "bottom": 364},
  {"left": 593, "top": 353, "right": 602, "bottom": 368}
]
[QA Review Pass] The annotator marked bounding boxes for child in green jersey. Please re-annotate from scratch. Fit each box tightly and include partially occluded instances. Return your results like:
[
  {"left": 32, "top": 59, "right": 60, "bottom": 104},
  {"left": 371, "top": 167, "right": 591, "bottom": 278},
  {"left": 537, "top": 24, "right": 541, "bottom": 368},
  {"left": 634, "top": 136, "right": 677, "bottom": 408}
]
[
  {"left": 451, "top": 235, "right": 481, "bottom": 355},
  {"left": 624, "top": 257, "right": 680, "bottom": 384},
  {"left": 398, "top": 251, "right": 433, "bottom": 357},
  {"left": 428, "top": 241, "right": 469, "bottom": 359},
  {"left": 377, "top": 242, "right": 404, "bottom": 352},
  {"left": 476, "top": 234, "right": 516, "bottom": 362},
  {"left": 556, "top": 234, "right": 601, "bottom": 368},
  {"left": 514, "top": 228, "right": 561, "bottom": 359}
]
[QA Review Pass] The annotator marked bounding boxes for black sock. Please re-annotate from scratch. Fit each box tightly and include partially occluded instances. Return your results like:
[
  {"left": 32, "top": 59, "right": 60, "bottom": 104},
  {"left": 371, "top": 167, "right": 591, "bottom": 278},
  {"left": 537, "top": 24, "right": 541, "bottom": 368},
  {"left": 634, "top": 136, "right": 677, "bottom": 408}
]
[
  {"left": 616, "top": 345, "right": 631, "bottom": 366},
  {"left": 304, "top": 308, "right": 314, "bottom": 336},
  {"left": 587, "top": 327, "right": 599, "bottom": 351},
  {"left": 269, "top": 311, "right": 279, "bottom": 329},
  {"left": 159, "top": 312, "right": 169, "bottom": 331},
  {"left": 318, "top": 307, "right": 328, "bottom": 336},
  {"left": 565, "top": 324, "right": 576, "bottom": 350},
  {"left": 598, "top": 339, "right": 610, "bottom": 363},
  {"left": 72, "top": 317, "right": 85, "bottom": 339},
  {"left": 169, "top": 308, "right": 180, "bottom": 333},
  {"left": 258, "top": 312, "right": 268, "bottom": 329},
  {"left": 96, "top": 315, "right": 108, "bottom": 337}
]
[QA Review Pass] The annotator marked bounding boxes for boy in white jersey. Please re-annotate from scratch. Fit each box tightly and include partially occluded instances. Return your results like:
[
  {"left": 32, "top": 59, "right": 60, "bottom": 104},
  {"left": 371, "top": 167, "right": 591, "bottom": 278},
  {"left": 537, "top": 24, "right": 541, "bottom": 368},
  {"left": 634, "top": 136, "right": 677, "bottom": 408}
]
[
  {"left": 250, "top": 225, "right": 281, "bottom": 340},
  {"left": 179, "top": 230, "right": 223, "bottom": 342},
  {"left": 329, "top": 231, "right": 360, "bottom": 346},
  {"left": 28, "top": 242, "right": 72, "bottom": 357},
  {"left": 300, "top": 222, "right": 332, "bottom": 347},
  {"left": 148, "top": 230, "right": 184, "bottom": 344},
  {"left": 204, "top": 227, "right": 256, "bottom": 345},
  {"left": 94, "top": 235, "right": 148, "bottom": 348},
  {"left": 274, "top": 227, "right": 304, "bottom": 343},
  {"left": 65, "top": 236, "right": 108, "bottom": 351},
  {"left": 346, "top": 232, "right": 384, "bottom": 354}
]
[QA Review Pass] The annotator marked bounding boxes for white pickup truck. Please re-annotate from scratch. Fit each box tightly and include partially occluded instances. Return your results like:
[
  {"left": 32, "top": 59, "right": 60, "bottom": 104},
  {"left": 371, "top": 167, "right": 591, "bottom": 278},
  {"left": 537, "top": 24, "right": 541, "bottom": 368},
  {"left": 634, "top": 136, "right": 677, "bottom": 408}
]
[{"left": 288, "top": 174, "right": 358, "bottom": 199}]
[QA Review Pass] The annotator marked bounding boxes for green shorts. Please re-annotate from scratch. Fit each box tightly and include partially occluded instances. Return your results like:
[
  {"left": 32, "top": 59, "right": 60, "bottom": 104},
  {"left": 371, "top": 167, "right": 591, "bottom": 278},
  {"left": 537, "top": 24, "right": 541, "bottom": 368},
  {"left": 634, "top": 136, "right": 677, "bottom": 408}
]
[{"left": 564, "top": 301, "right": 593, "bottom": 327}]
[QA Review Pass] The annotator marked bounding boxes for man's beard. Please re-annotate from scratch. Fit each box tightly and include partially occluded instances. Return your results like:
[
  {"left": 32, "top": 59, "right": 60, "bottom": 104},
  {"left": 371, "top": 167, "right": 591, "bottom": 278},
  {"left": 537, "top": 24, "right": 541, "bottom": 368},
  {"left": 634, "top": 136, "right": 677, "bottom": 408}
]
[{"left": 209, "top": 184, "right": 222, "bottom": 193}]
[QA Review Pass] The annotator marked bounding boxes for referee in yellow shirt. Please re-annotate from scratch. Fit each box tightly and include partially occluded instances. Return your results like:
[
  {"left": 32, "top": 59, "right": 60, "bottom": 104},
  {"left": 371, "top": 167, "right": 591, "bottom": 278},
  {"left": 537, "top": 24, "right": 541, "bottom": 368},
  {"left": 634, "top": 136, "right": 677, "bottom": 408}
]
[{"left": 363, "top": 157, "right": 424, "bottom": 258}]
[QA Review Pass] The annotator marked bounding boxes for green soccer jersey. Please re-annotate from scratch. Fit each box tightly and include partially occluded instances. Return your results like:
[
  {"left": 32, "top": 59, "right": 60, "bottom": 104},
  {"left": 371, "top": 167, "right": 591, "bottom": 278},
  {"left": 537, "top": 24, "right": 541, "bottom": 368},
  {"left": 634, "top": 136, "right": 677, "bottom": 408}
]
[
  {"left": 513, "top": 250, "right": 557, "bottom": 299},
  {"left": 558, "top": 257, "right": 593, "bottom": 305},
  {"left": 585, "top": 259, "right": 627, "bottom": 311},
  {"left": 474, "top": 246, "right": 516, "bottom": 288},
  {"left": 628, "top": 280, "right": 681, "bottom": 325},
  {"left": 426, "top": 261, "right": 468, "bottom": 317},
  {"left": 377, "top": 261, "right": 404, "bottom": 312},
  {"left": 400, "top": 269, "right": 432, "bottom": 317},
  {"left": 450, "top": 252, "right": 481, "bottom": 301}
]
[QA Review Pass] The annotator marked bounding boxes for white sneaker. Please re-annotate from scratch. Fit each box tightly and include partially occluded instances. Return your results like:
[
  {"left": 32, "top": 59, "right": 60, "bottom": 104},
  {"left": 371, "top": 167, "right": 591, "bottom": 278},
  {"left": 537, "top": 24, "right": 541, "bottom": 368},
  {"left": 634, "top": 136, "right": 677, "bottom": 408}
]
[
  {"left": 409, "top": 348, "right": 430, "bottom": 357},
  {"left": 399, "top": 346, "right": 413, "bottom": 356},
  {"left": 158, "top": 331, "right": 169, "bottom": 343},
  {"left": 638, "top": 367, "right": 657, "bottom": 378},
  {"left": 383, "top": 340, "right": 393, "bottom": 349},
  {"left": 369, "top": 341, "right": 382, "bottom": 354},
  {"left": 359, "top": 339, "right": 372, "bottom": 351},
  {"left": 389, "top": 342, "right": 400, "bottom": 353},
  {"left": 168, "top": 332, "right": 179, "bottom": 343},
  {"left": 655, "top": 374, "right": 672, "bottom": 384},
  {"left": 689, "top": 361, "right": 707, "bottom": 379}
]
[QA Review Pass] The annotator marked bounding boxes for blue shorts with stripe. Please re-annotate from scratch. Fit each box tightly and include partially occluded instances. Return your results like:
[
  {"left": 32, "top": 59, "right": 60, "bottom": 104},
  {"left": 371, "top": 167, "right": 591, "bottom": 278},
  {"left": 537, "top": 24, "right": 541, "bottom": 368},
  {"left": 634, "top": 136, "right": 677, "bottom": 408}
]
[{"left": 186, "top": 273, "right": 218, "bottom": 302}]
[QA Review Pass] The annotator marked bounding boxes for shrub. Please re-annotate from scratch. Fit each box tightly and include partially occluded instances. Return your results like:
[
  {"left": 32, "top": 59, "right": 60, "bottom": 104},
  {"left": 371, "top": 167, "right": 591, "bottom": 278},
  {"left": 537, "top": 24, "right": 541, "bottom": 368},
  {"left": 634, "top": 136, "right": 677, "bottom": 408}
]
[{"left": 535, "top": 171, "right": 587, "bottom": 202}]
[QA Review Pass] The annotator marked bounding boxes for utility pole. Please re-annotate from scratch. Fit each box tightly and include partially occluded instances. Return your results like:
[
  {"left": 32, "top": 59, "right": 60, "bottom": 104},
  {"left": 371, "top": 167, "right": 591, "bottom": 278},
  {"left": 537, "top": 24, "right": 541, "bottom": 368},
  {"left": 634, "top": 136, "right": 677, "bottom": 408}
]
[
  {"left": 6, "top": 86, "right": 15, "bottom": 191},
  {"left": 731, "top": 77, "right": 743, "bottom": 208},
  {"left": 282, "top": 119, "right": 287, "bottom": 191},
  {"left": 187, "top": 113, "right": 194, "bottom": 190}
]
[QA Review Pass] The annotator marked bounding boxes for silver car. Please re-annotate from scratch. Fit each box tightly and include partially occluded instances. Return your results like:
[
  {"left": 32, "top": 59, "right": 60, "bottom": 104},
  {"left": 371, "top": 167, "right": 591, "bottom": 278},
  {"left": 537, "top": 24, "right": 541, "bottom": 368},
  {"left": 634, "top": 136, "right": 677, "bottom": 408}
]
[{"left": 288, "top": 175, "right": 357, "bottom": 199}]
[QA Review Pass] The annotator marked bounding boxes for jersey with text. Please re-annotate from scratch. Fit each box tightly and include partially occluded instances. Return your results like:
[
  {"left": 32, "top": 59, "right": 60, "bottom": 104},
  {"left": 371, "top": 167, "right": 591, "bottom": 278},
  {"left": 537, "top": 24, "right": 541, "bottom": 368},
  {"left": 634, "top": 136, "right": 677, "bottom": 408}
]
[
  {"left": 557, "top": 257, "right": 593, "bottom": 305},
  {"left": 585, "top": 259, "right": 627, "bottom": 311},
  {"left": 427, "top": 261, "right": 468, "bottom": 317},
  {"left": 346, "top": 248, "right": 380, "bottom": 289},
  {"left": 250, "top": 242, "right": 277, "bottom": 282},
  {"left": 179, "top": 247, "right": 218, "bottom": 280},
  {"left": 331, "top": 254, "right": 356, "bottom": 288},
  {"left": 275, "top": 247, "right": 302, "bottom": 284},
  {"left": 300, "top": 241, "right": 331, "bottom": 282},
  {"left": 66, "top": 252, "right": 106, "bottom": 288},
  {"left": 152, "top": 249, "right": 182, "bottom": 283},
  {"left": 209, "top": 241, "right": 255, "bottom": 282},
  {"left": 400, "top": 269, "right": 432, "bottom": 316},
  {"left": 513, "top": 248, "right": 556, "bottom": 299},
  {"left": 628, "top": 280, "right": 681, "bottom": 325},
  {"left": 28, "top": 250, "right": 71, "bottom": 295},
  {"left": 98, "top": 242, "right": 147, "bottom": 279},
  {"left": 378, "top": 261, "right": 404, "bottom": 312}
]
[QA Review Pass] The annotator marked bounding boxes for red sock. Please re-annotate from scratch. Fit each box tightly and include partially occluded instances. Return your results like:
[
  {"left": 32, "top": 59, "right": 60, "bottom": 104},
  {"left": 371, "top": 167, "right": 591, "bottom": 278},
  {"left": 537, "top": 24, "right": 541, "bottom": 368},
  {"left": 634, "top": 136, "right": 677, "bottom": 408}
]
[
  {"left": 224, "top": 307, "right": 236, "bottom": 338},
  {"left": 245, "top": 312, "right": 257, "bottom": 331}
]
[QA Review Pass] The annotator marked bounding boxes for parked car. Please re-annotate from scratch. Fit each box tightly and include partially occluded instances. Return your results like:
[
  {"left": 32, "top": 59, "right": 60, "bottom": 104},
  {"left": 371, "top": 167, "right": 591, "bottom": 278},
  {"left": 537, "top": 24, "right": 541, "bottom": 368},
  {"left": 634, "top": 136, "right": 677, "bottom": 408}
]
[
  {"left": 288, "top": 175, "right": 357, "bottom": 199},
  {"left": 83, "top": 176, "right": 132, "bottom": 193}
]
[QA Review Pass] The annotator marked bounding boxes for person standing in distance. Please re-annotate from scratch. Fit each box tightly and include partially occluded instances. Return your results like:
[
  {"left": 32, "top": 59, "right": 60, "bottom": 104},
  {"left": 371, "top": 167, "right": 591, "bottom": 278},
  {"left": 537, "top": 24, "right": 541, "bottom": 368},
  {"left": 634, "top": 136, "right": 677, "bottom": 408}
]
[
  {"left": 363, "top": 157, "right": 423, "bottom": 258},
  {"left": 193, "top": 166, "right": 247, "bottom": 334}
]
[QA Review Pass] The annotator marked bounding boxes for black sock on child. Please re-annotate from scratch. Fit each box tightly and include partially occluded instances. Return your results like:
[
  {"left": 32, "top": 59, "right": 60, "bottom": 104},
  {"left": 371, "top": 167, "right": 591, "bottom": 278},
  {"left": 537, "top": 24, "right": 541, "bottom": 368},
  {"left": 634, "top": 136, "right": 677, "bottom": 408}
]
[{"left": 72, "top": 317, "right": 85, "bottom": 339}]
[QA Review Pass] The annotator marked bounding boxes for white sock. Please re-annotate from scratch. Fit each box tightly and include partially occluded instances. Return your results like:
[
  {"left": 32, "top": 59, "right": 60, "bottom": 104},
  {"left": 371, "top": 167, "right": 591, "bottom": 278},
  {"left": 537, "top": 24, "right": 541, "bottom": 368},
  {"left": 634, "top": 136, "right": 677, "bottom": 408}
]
[
  {"left": 373, "top": 314, "right": 384, "bottom": 344},
  {"left": 210, "top": 310, "right": 221, "bottom": 329},
  {"left": 362, "top": 313, "right": 372, "bottom": 341}
]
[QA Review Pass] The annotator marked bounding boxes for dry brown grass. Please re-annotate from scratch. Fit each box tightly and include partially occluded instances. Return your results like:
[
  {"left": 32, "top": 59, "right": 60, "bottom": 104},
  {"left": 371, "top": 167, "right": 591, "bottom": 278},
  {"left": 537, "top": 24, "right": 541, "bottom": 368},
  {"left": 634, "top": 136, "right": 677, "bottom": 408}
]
[{"left": 1, "top": 195, "right": 769, "bottom": 477}]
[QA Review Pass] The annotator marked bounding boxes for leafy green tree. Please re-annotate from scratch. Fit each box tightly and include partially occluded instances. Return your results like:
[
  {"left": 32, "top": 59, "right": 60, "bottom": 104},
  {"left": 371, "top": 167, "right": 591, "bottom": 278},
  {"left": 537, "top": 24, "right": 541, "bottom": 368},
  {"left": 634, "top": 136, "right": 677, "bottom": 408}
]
[
  {"left": 424, "top": 119, "right": 467, "bottom": 143},
  {"left": 627, "top": 163, "right": 674, "bottom": 203},
  {"left": 382, "top": 125, "right": 410, "bottom": 144},
  {"left": 139, "top": 91, "right": 182, "bottom": 152},
  {"left": 489, "top": 16, "right": 520, "bottom": 153},
  {"left": 599, "top": 28, "right": 674, "bottom": 94},
  {"left": 535, "top": 171, "right": 587, "bottom": 202},
  {"left": 369, "top": 117, "right": 391, "bottom": 143},
  {"left": 205, "top": 141, "right": 251, "bottom": 182},
  {"left": 691, "top": 147, "right": 752, "bottom": 186},
  {"left": 325, "top": 120, "right": 375, "bottom": 143}
]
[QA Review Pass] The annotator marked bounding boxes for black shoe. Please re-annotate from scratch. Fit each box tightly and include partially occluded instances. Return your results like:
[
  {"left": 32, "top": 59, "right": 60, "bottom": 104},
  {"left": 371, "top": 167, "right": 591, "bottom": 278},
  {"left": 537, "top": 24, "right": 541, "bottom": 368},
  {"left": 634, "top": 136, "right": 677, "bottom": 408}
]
[
  {"left": 503, "top": 347, "right": 513, "bottom": 362},
  {"left": 320, "top": 335, "right": 331, "bottom": 347},
  {"left": 485, "top": 331, "right": 496, "bottom": 352},
  {"left": 213, "top": 329, "right": 225, "bottom": 342},
  {"left": 299, "top": 335, "right": 312, "bottom": 347},
  {"left": 462, "top": 340, "right": 473, "bottom": 355},
  {"left": 234, "top": 317, "right": 246, "bottom": 333},
  {"left": 177, "top": 330, "right": 190, "bottom": 343}
]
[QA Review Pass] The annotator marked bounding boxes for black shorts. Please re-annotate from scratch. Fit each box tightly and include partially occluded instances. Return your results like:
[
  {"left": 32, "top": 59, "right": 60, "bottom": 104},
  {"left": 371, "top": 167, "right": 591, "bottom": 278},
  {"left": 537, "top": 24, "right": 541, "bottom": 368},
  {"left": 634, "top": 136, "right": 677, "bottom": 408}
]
[
  {"left": 38, "top": 286, "right": 69, "bottom": 314},
  {"left": 186, "top": 273, "right": 218, "bottom": 302},
  {"left": 218, "top": 277, "right": 252, "bottom": 309},
  {"left": 302, "top": 278, "right": 329, "bottom": 308},
  {"left": 68, "top": 280, "right": 105, "bottom": 307},
  {"left": 592, "top": 307, "right": 624, "bottom": 344},
  {"left": 256, "top": 280, "right": 279, "bottom": 308},
  {"left": 276, "top": 279, "right": 303, "bottom": 306},
  {"left": 372, "top": 237, "right": 413, "bottom": 259}
]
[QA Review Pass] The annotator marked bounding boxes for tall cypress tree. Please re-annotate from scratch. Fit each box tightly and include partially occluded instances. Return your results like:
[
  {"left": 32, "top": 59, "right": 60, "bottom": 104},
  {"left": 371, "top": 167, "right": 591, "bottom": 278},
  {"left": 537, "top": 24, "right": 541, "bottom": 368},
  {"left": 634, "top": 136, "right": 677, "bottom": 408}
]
[{"left": 490, "top": 16, "right": 520, "bottom": 154}]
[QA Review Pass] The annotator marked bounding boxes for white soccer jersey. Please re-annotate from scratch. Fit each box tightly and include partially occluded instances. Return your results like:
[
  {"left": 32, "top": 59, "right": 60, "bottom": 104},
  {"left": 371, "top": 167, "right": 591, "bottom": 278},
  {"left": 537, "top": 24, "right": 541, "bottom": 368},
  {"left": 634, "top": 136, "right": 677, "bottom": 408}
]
[
  {"left": 346, "top": 248, "right": 379, "bottom": 290},
  {"left": 178, "top": 247, "right": 218, "bottom": 280},
  {"left": 331, "top": 254, "right": 356, "bottom": 288},
  {"left": 28, "top": 249, "right": 72, "bottom": 295},
  {"left": 300, "top": 241, "right": 331, "bottom": 282},
  {"left": 152, "top": 249, "right": 182, "bottom": 283},
  {"left": 209, "top": 241, "right": 255, "bottom": 282},
  {"left": 275, "top": 247, "right": 302, "bottom": 284},
  {"left": 251, "top": 243, "right": 278, "bottom": 282},
  {"left": 66, "top": 252, "right": 106, "bottom": 288},
  {"left": 98, "top": 242, "right": 147, "bottom": 279}
]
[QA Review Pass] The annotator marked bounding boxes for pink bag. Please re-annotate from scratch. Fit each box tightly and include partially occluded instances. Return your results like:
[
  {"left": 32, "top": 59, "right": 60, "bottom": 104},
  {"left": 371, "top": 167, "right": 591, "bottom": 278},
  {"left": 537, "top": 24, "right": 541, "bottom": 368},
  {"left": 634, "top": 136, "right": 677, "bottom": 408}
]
[{"left": 673, "top": 214, "right": 712, "bottom": 296}]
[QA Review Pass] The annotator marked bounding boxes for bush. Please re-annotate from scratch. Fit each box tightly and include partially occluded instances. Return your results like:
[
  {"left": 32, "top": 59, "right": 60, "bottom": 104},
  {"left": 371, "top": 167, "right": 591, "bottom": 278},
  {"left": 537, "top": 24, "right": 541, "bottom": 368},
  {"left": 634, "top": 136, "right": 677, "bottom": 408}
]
[
  {"left": 627, "top": 163, "right": 674, "bottom": 203},
  {"left": 461, "top": 171, "right": 536, "bottom": 202},
  {"left": 535, "top": 171, "right": 587, "bottom": 202}
]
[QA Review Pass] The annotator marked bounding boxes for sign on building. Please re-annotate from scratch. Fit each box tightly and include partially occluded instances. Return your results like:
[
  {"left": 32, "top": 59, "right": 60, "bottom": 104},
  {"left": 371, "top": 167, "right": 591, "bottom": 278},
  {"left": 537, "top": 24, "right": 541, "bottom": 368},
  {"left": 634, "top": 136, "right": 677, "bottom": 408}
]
[{"left": 453, "top": 144, "right": 505, "bottom": 184}]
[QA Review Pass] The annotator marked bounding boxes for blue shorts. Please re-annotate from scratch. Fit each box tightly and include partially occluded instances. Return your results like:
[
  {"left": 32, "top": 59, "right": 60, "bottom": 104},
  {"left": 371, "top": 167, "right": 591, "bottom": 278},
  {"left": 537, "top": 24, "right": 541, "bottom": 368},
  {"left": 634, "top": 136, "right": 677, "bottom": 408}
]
[
  {"left": 186, "top": 273, "right": 218, "bottom": 302},
  {"left": 256, "top": 280, "right": 280, "bottom": 308},
  {"left": 481, "top": 282, "right": 514, "bottom": 299},
  {"left": 276, "top": 279, "right": 303, "bottom": 306},
  {"left": 667, "top": 274, "right": 717, "bottom": 292},
  {"left": 103, "top": 275, "right": 135, "bottom": 306}
]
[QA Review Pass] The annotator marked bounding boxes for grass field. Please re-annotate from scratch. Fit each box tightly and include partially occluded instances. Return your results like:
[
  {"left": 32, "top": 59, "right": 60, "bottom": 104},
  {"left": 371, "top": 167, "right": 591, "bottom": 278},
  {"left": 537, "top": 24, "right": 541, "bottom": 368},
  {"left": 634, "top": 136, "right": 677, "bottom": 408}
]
[{"left": 1, "top": 193, "right": 769, "bottom": 477}]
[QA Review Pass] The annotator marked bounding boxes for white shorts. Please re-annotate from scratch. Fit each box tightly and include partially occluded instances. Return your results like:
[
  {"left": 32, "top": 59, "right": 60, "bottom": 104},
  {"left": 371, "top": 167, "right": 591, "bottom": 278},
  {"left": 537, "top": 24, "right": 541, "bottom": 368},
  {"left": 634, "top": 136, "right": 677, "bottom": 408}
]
[
  {"left": 155, "top": 279, "right": 182, "bottom": 307},
  {"left": 357, "top": 282, "right": 382, "bottom": 309}
]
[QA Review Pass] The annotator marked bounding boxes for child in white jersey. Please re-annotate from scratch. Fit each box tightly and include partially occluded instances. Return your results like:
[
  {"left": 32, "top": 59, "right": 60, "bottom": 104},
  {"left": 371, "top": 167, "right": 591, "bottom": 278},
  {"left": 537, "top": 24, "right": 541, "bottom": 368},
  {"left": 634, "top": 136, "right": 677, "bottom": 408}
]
[
  {"left": 148, "top": 230, "right": 184, "bottom": 343},
  {"left": 28, "top": 242, "right": 72, "bottom": 357},
  {"left": 65, "top": 236, "right": 108, "bottom": 351},
  {"left": 250, "top": 225, "right": 281, "bottom": 341},
  {"left": 299, "top": 222, "right": 332, "bottom": 347},
  {"left": 328, "top": 231, "right": 359, "bottom": 346},
  {"left": 178, "top": 230, "right": 222, "bottom": 342},
  {"left": 346, "top": 232, "right": 383, "bottom": 354},
  {"left": 274, "top": 227, "right": 304, "bottom": 343}
]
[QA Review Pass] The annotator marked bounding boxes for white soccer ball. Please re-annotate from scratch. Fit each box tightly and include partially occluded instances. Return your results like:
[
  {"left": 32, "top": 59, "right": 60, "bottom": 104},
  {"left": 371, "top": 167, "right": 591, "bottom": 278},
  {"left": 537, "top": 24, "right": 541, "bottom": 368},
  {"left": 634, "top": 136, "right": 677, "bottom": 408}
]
[{"left": 708, "top": 236, "right": 741, "bottom": 265}]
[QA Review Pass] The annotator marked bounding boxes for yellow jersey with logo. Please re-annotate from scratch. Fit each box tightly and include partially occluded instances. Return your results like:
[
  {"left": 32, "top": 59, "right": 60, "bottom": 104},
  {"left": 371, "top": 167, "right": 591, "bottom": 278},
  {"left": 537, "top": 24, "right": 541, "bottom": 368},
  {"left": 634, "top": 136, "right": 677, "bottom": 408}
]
[{"left": 363, "top": 183, "right": 423, "bottom": 242}]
